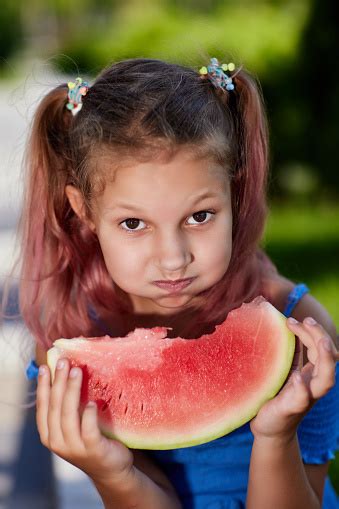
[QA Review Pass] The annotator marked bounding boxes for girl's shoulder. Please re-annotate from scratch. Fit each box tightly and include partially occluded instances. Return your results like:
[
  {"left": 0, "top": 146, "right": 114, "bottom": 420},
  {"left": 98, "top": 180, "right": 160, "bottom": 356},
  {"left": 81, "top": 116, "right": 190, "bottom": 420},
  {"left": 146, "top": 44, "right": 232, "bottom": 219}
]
[{"left": 265, "top": 274, "right": 337, "bottom": 344}]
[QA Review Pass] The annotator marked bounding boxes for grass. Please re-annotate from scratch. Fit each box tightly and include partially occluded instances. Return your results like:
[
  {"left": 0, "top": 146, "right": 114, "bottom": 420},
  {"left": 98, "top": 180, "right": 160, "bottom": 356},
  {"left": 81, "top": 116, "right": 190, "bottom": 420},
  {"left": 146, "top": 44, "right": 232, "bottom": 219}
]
[{"left": 262, "top": 200, "right": 339, "bottom": 493}]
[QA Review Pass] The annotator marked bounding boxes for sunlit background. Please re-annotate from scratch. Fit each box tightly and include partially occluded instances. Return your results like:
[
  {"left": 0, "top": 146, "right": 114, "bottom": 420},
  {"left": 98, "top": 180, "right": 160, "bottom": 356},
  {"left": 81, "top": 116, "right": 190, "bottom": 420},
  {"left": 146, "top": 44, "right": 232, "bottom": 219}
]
[{"left": 0, "top": 0, "right": 338, "bottom": 506}]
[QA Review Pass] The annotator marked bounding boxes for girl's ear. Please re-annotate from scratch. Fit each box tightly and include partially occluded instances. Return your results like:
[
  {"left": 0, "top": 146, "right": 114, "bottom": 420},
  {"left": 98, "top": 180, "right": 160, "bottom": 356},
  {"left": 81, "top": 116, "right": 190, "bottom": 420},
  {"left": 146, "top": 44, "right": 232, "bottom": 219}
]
[{"left": 65, "top": 185, "right": 96, "bottom": 232}]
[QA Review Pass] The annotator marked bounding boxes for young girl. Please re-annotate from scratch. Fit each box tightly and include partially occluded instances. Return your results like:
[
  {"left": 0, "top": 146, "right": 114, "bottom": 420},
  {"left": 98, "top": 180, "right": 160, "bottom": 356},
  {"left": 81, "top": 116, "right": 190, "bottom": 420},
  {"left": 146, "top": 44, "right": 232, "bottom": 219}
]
[{"left": 18, "top": 57, "right": 338, "bottom": 508}]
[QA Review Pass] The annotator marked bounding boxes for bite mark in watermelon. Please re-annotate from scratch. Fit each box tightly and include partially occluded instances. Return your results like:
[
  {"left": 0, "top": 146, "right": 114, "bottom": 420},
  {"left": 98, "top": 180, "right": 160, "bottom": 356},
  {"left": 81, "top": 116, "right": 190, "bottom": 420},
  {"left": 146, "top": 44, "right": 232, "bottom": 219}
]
[{"left": 47, "top": 297, "right": 295, "bottom": 449}]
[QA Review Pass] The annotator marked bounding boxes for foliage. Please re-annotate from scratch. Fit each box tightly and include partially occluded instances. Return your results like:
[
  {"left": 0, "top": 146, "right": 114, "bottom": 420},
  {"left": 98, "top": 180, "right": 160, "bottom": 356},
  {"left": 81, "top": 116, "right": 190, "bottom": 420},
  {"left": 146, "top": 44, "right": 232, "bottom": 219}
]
[
  {"left": 2, "top": 0, "right": 339, "bottom": 195},
  {"left": 52, "top": 1, "right": 307, "bottom": 77},
  {"left": 263, "top": 201, "right": 339, "bottom": 326},
  {"left": 0, "top": 1, "right": 23, "bottom": 75},
  {"left": 3, "top": 0, "right": 339, "bottom": 195}
]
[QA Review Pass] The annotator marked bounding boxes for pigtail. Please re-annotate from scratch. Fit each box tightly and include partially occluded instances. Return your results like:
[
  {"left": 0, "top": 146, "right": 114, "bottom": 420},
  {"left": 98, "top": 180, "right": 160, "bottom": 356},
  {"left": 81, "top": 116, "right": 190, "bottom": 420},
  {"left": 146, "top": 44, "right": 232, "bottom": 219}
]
[
  {"left": 18, "top": 86, "right": 98, "bottom": 349},
  {"left": 230, "top": 70, "right": 269, "bottom": 242},
  {"left": 19, "top": 85, "right": 69, "bottom": 348},
  {"left": 232, "top": 70, "right": 277, "bottom": 289},
  {"left": 229, "top": 70, "right": 278, "bottom": 295},
  {"left": 224, "top": 69, "right": 273, "bottom": 300}
]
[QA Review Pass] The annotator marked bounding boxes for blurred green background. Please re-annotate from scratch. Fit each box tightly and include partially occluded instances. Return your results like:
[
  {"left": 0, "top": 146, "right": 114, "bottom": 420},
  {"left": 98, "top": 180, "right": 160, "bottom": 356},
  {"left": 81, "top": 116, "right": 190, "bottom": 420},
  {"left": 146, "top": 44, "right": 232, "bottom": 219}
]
[{"left": 1, "top": 0, "right": 338, "bottom": 496}]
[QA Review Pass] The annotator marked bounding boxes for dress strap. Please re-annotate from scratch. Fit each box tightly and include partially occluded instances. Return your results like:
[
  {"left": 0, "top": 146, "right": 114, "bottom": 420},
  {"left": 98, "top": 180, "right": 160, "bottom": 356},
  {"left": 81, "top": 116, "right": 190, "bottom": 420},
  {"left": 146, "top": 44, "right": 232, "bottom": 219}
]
[{"left": 283, "top": 283, "right": 310, "bottom": 318}]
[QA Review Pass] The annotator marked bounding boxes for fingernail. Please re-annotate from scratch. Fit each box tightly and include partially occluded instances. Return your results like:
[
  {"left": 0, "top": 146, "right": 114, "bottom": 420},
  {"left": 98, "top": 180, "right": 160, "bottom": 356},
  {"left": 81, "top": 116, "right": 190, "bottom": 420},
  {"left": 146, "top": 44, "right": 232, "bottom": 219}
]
[
  {"left": 87, "top": 401, "right": 96, "bottom": 409},
  {"left": 39, "top": 366, "right": 46, "bottom": 376},
  {"left": 305, "top": 317, "right": 316, "bottom": 325},
  {"left": 323, "top": 338, "right": 332, "bottom": 352},
  {"left": 57, "top": 360, "right": 65, "bottom": 370},
  {"left": 69, "top": 367, "right": 80, "bottom": 378},
  {"left": 288, "top": 317, "right": 298, "bottom": 324}
]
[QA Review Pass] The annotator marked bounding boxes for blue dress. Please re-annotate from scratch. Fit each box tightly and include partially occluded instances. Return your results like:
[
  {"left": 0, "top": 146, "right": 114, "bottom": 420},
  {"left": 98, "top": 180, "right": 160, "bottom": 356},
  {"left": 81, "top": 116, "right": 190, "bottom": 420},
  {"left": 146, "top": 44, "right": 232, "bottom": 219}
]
[{"left": 26, "top": 283, "right": 339, "bottom": 508}]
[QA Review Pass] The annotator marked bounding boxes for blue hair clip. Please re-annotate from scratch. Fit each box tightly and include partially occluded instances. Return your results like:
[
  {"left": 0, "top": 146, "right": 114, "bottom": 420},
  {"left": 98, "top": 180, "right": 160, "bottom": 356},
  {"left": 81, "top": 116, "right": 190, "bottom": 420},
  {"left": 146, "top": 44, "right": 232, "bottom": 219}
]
[
  {"left": 26, "top": 359, "right": 39, "bottom": 380},
  {"left": 199, "top": 58, "right": 236, "bottom": 92},
  {"left": 66, "top": 77, "right": 89, "bottom": 116}
]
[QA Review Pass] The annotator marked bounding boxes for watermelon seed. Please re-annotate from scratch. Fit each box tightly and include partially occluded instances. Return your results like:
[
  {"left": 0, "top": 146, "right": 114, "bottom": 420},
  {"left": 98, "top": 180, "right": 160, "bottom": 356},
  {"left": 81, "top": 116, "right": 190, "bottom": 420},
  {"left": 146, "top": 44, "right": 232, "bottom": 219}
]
[
  {"left": 124, "top": 404, "right": 128, "bottom": 415},
  {"left": 141, "top": 403, "right": 144, "bottom": 412},
  {"left": 101, "top": 397, "right": 112, "bottom": 412},
  {"left": 118, "top": 391, "right": 123, "bottom": 400}
]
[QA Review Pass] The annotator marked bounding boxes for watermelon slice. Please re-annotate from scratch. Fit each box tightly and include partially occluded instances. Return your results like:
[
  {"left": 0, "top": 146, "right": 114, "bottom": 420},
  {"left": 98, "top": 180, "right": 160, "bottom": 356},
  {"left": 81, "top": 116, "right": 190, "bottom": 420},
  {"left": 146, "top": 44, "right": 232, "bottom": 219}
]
[{"left": 47, "top": 296, "right": 295, "bottom": 450}]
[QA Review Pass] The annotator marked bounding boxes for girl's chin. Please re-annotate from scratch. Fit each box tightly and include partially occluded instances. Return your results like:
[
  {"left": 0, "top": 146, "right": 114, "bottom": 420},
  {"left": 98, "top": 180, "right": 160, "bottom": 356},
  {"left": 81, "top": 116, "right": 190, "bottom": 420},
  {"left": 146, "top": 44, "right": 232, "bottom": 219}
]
[
  {"left": 129, "top": 291, "right": 197, "bottom": 315},
  {"left": 151, "top": 292, "right": 205, "bottom": 313}
]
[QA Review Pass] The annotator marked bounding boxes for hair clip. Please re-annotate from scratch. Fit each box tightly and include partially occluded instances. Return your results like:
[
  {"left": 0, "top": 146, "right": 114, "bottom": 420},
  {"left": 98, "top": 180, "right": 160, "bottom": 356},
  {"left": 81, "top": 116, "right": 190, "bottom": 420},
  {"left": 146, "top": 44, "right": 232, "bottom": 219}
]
[
  {"left": 66, "top": 77, "right": 89, "bottom": 116},
  {"left": 26, "top": 358, "right": 39, "bottom": 380},
  {"left": 199, "top": 58, "right": 236, "bottom": 91}
]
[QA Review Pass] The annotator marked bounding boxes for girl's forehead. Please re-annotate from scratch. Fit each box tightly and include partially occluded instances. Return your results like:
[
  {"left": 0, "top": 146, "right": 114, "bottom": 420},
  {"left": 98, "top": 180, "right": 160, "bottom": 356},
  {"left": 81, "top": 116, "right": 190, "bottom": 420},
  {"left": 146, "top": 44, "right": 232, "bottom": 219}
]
[
  {"left": 95, "top": 146, "right": 230, "bottom": 192},
  {"left": 92, "top": 151, "right": 230, "bottom": 217}
]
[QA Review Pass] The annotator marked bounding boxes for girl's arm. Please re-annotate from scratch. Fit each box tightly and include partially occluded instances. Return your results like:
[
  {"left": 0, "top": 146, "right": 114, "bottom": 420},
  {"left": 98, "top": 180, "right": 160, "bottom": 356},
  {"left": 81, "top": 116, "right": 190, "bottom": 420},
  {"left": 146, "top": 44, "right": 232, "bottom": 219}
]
[
  {"left": 248, "top": 434, "right": 322, "bottom": 509},
  {"left": 92, "top": 450, "right": 182, "bottom": 509},
  {"left": 247, "top": 298, "right": 338, "bottom": 509},
  {"left": 91, "top": 464, "right": 182, "bottom": 509}
]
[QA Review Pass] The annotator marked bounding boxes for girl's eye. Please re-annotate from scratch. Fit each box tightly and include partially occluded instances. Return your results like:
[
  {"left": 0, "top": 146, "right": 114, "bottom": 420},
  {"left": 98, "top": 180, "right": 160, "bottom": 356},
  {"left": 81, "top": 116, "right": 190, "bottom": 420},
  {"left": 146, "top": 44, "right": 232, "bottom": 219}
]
[
  {"left": 187, "top": 210, "right": 215, "bottom": 225},
  {"left": 119, "top": 210, "right": 215, "bottom": 232},
  {"left": 120, "top": 217, "right": 143, "bottom": 231},
  {"left": 119, "top": 218, "right": 145, "bottom": 231}
]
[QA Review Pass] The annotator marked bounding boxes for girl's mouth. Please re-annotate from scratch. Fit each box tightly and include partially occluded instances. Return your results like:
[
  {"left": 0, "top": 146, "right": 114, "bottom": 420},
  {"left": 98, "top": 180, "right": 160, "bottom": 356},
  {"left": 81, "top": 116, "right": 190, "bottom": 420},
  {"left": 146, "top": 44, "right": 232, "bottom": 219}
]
[{"left": 152, "top": 278, "right": 195, "bottom": 293}]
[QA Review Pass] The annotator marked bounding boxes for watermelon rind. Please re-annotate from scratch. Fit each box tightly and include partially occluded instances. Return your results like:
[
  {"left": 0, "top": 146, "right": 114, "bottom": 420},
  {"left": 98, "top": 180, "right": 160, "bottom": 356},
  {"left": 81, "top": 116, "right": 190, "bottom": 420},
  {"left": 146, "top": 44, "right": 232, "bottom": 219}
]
[
  {"left": 48, "top": 344, "right": 63, "bottom": 384},
  {"left": 47, "top": 300, "right": 296, "bottom": 450},
  {"left": 47, "top": 337, "right": 89, "bottom": 384}
]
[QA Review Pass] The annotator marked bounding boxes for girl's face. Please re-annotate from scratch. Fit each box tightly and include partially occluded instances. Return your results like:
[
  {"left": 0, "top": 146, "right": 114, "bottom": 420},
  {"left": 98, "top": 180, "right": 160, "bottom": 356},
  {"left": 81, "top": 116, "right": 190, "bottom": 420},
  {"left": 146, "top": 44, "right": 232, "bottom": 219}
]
[{"left": 70, "top": 147, "right": 233, "bottom": 316}]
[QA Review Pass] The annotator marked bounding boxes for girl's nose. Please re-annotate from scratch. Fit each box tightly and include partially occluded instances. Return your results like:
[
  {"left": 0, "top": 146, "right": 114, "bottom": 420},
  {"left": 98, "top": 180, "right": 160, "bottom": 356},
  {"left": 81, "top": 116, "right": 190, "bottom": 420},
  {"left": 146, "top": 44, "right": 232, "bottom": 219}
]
[{"left": 156, "top": 230, "right": 193, "bottom": 273}]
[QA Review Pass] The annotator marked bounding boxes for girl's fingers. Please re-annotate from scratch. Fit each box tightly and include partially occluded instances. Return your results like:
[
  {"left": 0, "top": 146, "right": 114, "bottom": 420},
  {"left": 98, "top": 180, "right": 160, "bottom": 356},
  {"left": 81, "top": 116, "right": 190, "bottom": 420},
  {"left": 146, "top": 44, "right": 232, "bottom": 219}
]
[
  {"left": 290, "top": 369, "right": 311, "bottom": 411},
  {"left": 80, "top": 404, "right": 135, "bottom": 477},
  {"left": 36, "top": 365, "right": 51, "bottom": 446},
  {"left": 60, "top": 367, "right": 86, "bottom": 454},
  {"left": 284, "top": 337, "right": 303, "bottom": 385},
  {"left": 81, "top": 401, "right": 104, "bottom": 452},
  {"left": 291, "top": 337, "right": 303, "bottom": 370},
  {"left": 302, "top": 317, "right": 339, "bottom": 363},
  {"left": 274, "top": 366, "right": 311, "bottom": 416},
  {"left": 303, "top": 317, "right": 330, "bottom": 340},
  {"left": 47, "top": 358, "right": 70, "bottom": 449},
  {"left": 287, "top": 317, "right": 329, "bottom": 364},
  {"left": 287, "top": 318, "right": 314, "bottom": 349},
  {"left": 309, "top": 338, "right": 336, "bottom": 399}
]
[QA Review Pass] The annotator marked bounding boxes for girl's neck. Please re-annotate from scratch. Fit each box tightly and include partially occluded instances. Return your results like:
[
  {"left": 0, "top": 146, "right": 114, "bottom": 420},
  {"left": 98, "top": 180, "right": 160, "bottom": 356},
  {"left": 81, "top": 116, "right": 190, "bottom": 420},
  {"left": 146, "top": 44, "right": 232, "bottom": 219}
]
[{"left": 103, "top": 285, "right": 211, "bottom": 338}]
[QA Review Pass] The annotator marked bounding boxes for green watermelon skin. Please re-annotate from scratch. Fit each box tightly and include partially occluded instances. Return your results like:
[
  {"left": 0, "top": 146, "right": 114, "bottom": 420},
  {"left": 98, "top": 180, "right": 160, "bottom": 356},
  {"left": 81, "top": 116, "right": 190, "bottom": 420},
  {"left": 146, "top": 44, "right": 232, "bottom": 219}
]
[{"left": 47, "top": 297, "right": 295, "bottom": 450}]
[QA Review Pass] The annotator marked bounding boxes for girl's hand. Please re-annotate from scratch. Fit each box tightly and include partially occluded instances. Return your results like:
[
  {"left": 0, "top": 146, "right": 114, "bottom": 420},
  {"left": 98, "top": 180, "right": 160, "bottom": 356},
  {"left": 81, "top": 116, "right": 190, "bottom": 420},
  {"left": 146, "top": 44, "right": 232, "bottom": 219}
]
[
  {"left": 250, "top": 317, "right": 339, "bottom": 441},
  {"left": 36, "top": 358, "right": 134, "bottom": 484}
]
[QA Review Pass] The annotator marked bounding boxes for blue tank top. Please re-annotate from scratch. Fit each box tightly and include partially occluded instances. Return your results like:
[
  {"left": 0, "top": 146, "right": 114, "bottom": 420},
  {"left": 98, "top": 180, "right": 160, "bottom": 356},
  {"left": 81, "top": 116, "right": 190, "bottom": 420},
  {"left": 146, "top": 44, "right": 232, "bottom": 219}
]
[
  {"left": 26, "top": 283, "right": 338, "bottom": 507},
  {"left": 144, "top": 284, "right": 339, "bottom": 509}
]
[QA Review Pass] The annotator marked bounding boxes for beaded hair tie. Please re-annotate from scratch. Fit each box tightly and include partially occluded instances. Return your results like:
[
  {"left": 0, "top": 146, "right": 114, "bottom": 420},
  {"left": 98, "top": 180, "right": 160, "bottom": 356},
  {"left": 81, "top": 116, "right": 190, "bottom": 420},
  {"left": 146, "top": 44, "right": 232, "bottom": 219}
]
[
  {"left": 66, "top": 77, "right": 89, "bottom": 116},
  {"left": 199, "top": 57, "right": 236, "bottom": 92}
]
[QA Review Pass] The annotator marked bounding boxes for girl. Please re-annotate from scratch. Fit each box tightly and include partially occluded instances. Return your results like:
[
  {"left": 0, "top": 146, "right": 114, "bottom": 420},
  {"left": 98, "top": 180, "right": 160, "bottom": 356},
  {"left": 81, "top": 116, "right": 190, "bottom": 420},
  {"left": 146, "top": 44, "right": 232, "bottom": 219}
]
[{"left": 18, "top": 57, "right": 338, "bottom": 508}]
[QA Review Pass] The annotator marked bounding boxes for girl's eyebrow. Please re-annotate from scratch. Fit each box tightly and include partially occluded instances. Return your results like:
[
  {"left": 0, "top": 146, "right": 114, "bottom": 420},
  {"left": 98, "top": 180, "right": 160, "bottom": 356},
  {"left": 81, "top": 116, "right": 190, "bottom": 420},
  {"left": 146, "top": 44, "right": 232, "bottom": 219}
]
[{"left": 113, "top": 191, "right": 222, "bottom": 212}]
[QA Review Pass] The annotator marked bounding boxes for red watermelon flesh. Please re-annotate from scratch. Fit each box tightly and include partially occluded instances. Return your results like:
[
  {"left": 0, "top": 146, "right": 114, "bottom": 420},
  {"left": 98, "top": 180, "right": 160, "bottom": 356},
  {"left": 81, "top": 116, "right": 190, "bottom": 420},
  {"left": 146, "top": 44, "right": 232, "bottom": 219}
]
[{"left": 47, "top": 297, "right": 295, "bottom": 450}]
